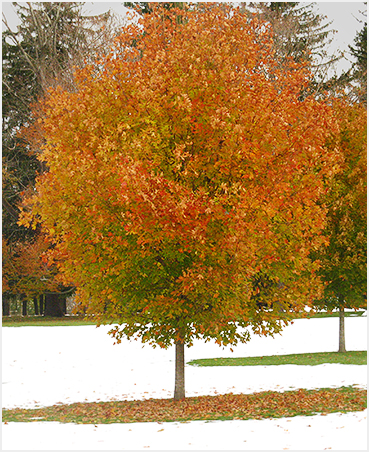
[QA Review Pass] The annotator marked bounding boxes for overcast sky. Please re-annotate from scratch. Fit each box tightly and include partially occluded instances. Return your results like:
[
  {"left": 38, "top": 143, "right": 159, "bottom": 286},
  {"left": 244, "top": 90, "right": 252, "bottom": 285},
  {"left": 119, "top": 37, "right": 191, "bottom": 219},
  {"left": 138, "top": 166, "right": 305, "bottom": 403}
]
[{"left": 2, "top": 2, "right": 367, "bottom": 75}]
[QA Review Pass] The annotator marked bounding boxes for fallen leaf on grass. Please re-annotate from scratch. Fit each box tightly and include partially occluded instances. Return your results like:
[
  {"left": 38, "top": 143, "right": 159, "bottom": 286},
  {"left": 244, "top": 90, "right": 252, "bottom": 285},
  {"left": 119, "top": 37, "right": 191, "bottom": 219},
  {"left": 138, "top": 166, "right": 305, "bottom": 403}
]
[{"left": 2, "top": 387, "right": 366, "bottom": 425}]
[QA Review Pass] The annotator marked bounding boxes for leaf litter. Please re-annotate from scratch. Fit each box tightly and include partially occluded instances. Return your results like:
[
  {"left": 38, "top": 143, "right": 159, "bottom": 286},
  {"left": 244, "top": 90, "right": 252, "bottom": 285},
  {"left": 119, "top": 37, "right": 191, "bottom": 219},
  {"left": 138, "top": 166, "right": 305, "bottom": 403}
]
[{"left": 2, "top": 386, "right": 366, "bottom": 424}]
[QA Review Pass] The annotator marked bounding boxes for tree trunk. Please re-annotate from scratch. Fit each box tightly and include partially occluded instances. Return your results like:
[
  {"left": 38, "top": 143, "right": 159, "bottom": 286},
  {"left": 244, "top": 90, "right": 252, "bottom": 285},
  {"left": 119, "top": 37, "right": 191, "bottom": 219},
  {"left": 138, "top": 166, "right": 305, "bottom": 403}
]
[
  {"left": 174, "top": 339, "right": 185, "bottom": 400},
  {"left": 22, "top": 297, "right": 27, "bottom": 316},
  {"left": 2, "top": 297, "right": 10, "bottom": 316},
  {"left": 62, "top": 296, "right": 67, "bottom": 315},
  {"left": 33, "top": 298, "right": 39, "bottom": 316},
  {"left": 339, "top": 303, "right": 346, "bottom": 353},
  {"left": 39, "top": 294, "right": 44, "bottom": 315},
  {"left": 43, "top": 293, "right": 64, "bottom": 317}
]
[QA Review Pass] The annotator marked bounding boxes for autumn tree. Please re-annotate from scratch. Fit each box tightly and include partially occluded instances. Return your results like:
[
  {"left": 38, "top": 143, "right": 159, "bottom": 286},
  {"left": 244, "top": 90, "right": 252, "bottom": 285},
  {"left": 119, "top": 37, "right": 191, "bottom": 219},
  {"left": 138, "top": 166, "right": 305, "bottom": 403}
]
[
  {"left": 21, "top": 3, "right": 340, "bottom": 399},
  {"left": 2, "top": 233, "right": 66, "bottom": 316},
  {"left": 312, "top": 100, "right": 367, "bottom": 352}
]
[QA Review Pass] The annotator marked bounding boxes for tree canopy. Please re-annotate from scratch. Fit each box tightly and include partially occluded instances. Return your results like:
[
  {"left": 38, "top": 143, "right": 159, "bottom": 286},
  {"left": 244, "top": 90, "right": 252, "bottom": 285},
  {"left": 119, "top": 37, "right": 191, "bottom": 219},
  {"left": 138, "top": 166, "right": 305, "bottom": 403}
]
[{"left": 313, "top": 100, "right": 367, "bottom": 310}]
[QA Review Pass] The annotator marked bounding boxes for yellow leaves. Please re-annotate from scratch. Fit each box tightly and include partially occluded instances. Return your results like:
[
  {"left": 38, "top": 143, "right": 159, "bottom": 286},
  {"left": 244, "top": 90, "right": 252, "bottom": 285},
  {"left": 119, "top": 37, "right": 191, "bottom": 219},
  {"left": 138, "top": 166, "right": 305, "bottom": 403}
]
[
  {"left": 173, "top": 143, "right": 190, "bottom": 163},
  {"left": 2, "top": 233, "right": 61, "bottom": 298},
  {"left": 17, "top": 210, "right": 33, "bottom": 229},
  {"left": 174, "top": 93, "right": 192, "bottom": 112}
]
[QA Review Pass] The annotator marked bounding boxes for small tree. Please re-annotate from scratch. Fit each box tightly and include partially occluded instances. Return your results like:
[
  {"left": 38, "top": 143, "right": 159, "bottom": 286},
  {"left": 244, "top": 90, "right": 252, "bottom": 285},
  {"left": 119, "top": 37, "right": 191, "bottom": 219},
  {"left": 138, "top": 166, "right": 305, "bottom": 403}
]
[
  {"left": 2, "top": 233, "right": 63, "bottom": 314},
  {"left": 21, "top": 3, "right": 340, "bottom": 399},
  {"left": 312, "top": 99, "right": 367, "bottom": 352}
]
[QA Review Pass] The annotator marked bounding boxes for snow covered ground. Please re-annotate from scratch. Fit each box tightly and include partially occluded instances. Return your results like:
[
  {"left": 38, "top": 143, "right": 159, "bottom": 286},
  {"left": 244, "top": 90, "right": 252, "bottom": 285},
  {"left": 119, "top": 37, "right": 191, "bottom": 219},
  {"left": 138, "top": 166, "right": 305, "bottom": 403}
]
[{"left": 2, "top": 316, "right": 367, "bottom": 450}]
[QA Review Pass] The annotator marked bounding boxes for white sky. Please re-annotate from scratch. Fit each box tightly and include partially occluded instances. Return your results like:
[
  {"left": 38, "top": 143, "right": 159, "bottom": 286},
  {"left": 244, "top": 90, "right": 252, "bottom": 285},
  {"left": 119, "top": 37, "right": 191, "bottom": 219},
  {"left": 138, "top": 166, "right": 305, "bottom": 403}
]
[{"left": 2, "top": 1, "right": 367, "bottom": 75}]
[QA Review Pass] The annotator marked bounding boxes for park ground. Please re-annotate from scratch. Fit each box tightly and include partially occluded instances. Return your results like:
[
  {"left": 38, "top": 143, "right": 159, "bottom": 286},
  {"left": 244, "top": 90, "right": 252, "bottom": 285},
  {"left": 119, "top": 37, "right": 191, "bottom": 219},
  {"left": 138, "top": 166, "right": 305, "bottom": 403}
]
[{"left": 2, "top": 314, "right": 367, "bottom": 450}]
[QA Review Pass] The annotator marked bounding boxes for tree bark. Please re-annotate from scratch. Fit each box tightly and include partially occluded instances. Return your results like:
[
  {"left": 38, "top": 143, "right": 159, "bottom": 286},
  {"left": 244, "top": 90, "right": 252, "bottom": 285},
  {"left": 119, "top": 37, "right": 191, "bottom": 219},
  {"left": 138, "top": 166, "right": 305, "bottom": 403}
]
[
  {"left": 339, "top": 303, "right": 346, "bottom": 353},
  {"left": 43, "top": 293, "right": 64, "bottom": 317},
  {"left": 62, "top": 296, "right": 67, "bottom": 315},
  {"left": 22, "top": 297, "right": 27, "bottom": 316},
  {"left": 39, "top": 294, "right": 44, "bottom": 315},
  {"left": 2, "top": 297, "right": 10, "bottom": 316},
  {"left": 33, "top": 298, "right": 39, "bottom": 315},
  {"left": 174, "top": 338, "right": 185, "bottom": 400}
]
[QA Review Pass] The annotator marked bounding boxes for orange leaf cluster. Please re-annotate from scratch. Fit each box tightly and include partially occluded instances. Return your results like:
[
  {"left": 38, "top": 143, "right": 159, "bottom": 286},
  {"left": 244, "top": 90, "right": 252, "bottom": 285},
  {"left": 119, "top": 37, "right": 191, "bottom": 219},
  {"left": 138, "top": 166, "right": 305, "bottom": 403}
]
[
  {"left": 2, "top": 234, "right": 60, "bottom": 299},
  {"left": 3, "top": 387, "right": 366, "bottom": 424}
]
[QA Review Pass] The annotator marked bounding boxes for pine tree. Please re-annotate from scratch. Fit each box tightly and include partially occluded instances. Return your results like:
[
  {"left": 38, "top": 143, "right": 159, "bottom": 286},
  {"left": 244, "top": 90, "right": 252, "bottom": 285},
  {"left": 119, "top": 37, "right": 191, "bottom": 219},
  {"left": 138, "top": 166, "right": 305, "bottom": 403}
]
[
  {"left": 248, "top": 2, "right": 337, "bottom": 93},
  {"left": 124, "top": 2, "right": 186, "bottom": 16},
  {"left": 3, "top": 3, "right": 120, "bottom": 240},
  {"left": 349, "top": 17, "right": 367, "bottom": 103},
  {"left": 2, "top": 2, "right": 120, "bottom": 315}
]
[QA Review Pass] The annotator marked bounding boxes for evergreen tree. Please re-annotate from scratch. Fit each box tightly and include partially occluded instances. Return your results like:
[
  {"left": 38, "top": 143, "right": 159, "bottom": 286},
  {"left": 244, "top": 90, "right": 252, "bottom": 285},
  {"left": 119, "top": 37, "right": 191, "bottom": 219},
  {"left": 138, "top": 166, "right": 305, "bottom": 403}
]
[
  {"left": 248, "top": 2, "right": 337, "bottom": 93},
  {"left": 349, "top": 17, "right": 367, "bottom": 103},
  {"left": 2, "top": 30, "right": 41, "bottom": 242},
  {"left": 2, "top": 2, "right": 119, "bottom": 315},
  {"left": 124, "top": 2, "right": 186, "bottom": 16}
]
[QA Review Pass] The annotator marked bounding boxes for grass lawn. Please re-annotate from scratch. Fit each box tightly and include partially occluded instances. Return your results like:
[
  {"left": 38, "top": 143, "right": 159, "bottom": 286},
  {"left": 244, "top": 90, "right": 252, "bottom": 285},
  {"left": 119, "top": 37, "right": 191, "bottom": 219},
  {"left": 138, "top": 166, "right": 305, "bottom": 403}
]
[
  {"left": 302, "top": 310, "right": 366, "bottom": 319},
  {"left": 2, "top": 386, "right": 366, "bottom": 424},
  {"left": 2, "top": 316, "right": 97, "bottom": 327},
  {"left": 188, "top": 351, "right": 367, "bottom": 367},
  {"left": 2, "top": 309, "right": 366, "bottom": 327}
]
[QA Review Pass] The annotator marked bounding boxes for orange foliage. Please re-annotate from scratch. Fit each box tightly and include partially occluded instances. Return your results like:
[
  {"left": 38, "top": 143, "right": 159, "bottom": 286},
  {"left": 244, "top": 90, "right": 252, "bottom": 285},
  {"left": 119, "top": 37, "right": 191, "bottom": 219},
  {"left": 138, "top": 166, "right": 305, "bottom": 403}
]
[
  {"left": 2, "top": 234, "right": 60, "bottom": 299},
  {"left": 20, "top": 4, "right": 341, "bottom": 347}
]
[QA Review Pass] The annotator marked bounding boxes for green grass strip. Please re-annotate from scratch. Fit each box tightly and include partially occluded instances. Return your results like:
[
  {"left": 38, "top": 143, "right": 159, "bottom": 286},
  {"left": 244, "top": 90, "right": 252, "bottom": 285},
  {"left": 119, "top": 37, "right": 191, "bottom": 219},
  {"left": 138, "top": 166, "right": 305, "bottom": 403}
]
[
  {"left": 188, "top": 351, "right": 367, "bottom": 367},
  {"left": 305, "top": 310, "right": 366, "bottom": 319},
  {"left": 2, "top": 386, "right": 366, "bottom": 425},
  {"left": 2, "top": 316, "right": 97, "bottom": 327},
  {"left": 2, "top": 310, "right": 366, "bottom": 327}
]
